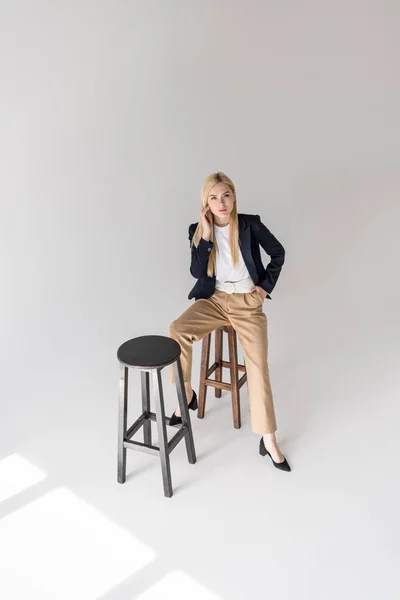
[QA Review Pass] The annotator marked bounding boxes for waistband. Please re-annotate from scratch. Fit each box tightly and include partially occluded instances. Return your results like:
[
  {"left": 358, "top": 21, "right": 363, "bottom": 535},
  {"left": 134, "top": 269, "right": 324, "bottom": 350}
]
[{"left": 215, "top": 276, "right": 254, "bottom": 294}]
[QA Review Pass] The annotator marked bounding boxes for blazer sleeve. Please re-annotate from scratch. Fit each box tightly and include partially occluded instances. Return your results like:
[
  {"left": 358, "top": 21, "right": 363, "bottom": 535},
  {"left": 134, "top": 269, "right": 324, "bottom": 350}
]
[
  {"left": 252, "top": 215, "right": 285, "bottom": 296},
  {"left": 188, "top": 223, "right": 214, "bottom": 279}
]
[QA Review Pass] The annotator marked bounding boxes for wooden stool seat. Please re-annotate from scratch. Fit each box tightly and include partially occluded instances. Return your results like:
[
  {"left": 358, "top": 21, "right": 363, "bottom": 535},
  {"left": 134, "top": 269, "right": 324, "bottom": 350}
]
[{"left": 198, "top": 324, "right": 247, "bottom": 429}]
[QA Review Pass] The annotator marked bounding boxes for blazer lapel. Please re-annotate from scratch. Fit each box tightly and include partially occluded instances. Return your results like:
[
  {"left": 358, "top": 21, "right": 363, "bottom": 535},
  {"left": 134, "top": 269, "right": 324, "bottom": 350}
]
[{"left": 238, "top": 214, "right": 258, "bottom": 283}]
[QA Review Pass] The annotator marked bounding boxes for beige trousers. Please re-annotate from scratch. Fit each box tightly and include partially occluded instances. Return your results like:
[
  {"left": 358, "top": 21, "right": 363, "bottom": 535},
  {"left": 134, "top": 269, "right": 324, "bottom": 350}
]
[{"left": 168, "top": 289, "right": 277, "bottom": 434}]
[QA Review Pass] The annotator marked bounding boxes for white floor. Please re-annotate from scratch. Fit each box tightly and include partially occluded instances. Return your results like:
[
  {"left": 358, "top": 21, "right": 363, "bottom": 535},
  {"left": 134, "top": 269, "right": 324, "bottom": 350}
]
[{"left": 1, "top": 347, "right": 399, "bottom": 600}]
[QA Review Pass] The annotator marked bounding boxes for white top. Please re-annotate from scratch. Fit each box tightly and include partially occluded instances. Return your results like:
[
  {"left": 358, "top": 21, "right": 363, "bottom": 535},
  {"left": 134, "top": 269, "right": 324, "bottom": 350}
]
[{"left": 213, "top": 223, "right": 252, "bottom": 282}]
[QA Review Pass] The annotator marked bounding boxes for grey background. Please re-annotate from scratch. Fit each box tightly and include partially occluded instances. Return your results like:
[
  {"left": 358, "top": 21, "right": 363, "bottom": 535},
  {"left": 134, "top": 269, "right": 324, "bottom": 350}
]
[{"left": 0, "top": 1, "right": 399, "bottom": 599}]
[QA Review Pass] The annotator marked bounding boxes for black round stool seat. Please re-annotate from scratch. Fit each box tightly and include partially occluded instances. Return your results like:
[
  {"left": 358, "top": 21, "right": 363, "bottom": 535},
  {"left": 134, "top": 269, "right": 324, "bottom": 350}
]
[{"left": 117, "top": 335, "right": 181, "bottom": 369}]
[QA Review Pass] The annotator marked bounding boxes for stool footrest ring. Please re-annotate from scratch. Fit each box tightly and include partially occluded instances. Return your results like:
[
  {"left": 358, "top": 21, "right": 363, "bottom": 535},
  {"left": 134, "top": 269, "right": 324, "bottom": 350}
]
[{"left": 123, "top": 413, "right": 189, "bottom": 456}]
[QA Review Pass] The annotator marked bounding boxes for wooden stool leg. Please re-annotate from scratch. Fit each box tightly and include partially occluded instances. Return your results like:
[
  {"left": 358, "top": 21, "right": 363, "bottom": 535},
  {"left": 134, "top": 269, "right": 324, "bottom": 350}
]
[
  {"left": 228, "top": 327, "right": 241, "bottom": 429},
  {"left": 152, "top": 369, "right": 173, "bottom": 498},
  {"left": 117, "top": 366, "right": 128, "bottom": 483},
  {"left": 198, "top": 333, "right": 211, "bottom": 418},
  {"left": 173, "top": 357, "right": 196, "bottom": 465},
  {"left": 141, "top": 371, "right": 152, "bottom": 446},
  {"left": 215, "top": 328, "right": 223, "bottom": 398}
]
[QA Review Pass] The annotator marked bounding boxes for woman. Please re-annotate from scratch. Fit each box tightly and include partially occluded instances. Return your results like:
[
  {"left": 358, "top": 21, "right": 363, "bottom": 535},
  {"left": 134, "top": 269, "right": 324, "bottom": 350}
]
[{"left": 168, "top": 172, "right": 290, "bottom": 471}]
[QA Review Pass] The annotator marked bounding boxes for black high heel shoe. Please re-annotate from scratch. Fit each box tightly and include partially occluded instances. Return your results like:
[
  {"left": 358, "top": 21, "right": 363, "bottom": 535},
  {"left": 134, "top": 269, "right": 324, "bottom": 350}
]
[
  {"left": 259, "top": 437, "right": 291, "bottom": 471},
  {"left": 169, "top": 391, "right": 198, "bottom": 426}
]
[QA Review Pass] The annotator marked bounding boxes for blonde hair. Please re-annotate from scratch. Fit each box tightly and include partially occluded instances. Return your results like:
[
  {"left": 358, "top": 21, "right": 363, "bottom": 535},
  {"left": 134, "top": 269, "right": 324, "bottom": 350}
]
[{"left": 192, "top": 171, "right": 239, "bottom": 278}]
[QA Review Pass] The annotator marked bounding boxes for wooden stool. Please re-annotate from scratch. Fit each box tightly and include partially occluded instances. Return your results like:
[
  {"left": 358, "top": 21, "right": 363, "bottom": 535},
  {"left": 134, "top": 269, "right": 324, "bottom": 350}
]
[{"left": 198, "top": 323, "right": 247, "bottom": 429}]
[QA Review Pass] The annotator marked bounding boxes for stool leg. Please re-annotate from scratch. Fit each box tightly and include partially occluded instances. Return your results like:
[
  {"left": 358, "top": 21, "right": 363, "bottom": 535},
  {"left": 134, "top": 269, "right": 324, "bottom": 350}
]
[
  {"left": 152, "top": 369, "right": 173, "bottom": 498},
  {"left": 117, "top": 366, "right": 128, "bottom": 483},
  {"left": 198, "top": 333, "right": 211, "bottom": 419},
  {"left": 173, "top": 357, "right": 196, "bottom": 465},
  {"left": 141, "top": 371, "right": 152, "bottom": 446},
  {"left": 228, "top": 327, "right": 241, "bottom": 429},
  {"left": 215, "top": 328, "right": 223, "bottom": 398}
]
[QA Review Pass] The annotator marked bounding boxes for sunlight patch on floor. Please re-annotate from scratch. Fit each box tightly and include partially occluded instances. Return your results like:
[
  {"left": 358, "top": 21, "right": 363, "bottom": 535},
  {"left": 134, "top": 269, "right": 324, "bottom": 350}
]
[{"left": 0, "top": 487, "right": 156, "bottom": 599}]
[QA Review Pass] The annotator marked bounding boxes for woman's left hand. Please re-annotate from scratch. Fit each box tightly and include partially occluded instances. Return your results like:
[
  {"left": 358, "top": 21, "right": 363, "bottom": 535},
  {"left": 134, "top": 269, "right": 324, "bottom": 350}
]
[{"left": 250, "top": 286, "right": 267, "bottom": 301}]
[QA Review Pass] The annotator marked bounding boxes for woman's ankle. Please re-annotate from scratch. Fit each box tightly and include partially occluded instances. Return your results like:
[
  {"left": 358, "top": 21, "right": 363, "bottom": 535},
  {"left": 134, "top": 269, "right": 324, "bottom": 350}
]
[
  {"left": 263, "top": 432, "right": 277, "bottom": 445},
  {"left": 184, "top": 383, "right": 193, "bottom": 400}
]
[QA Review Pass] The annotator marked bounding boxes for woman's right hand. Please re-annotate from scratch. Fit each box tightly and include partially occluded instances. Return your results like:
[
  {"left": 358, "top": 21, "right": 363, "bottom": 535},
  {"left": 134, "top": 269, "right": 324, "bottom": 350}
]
[{"left": 200, "top": 205, "right": 212, "bottom": 240}]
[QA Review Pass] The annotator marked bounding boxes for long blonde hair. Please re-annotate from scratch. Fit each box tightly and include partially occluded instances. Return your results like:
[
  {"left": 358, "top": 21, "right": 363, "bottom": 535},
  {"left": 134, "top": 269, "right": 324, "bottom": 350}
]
[{"left": 192, "top": 171, "right": 239, "bottom": 278}]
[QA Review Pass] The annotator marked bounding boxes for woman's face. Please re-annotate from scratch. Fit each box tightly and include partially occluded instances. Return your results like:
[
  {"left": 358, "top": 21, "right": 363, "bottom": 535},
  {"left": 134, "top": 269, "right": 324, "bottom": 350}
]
[{"left": 207, "top": 182, "right": 235, "bottom": 222}]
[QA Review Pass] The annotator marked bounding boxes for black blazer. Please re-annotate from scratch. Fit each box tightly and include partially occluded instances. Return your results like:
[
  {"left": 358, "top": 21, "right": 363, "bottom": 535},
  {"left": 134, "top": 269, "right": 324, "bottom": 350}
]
[{"left": 188, "top": 213, "right": 285, "bottom": 301}]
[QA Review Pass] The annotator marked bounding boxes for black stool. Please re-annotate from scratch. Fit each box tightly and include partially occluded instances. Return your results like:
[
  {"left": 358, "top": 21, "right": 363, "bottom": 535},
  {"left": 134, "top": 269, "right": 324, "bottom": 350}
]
[{"left": 117, "top": 335, "right": 196, "bottom": 498}]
